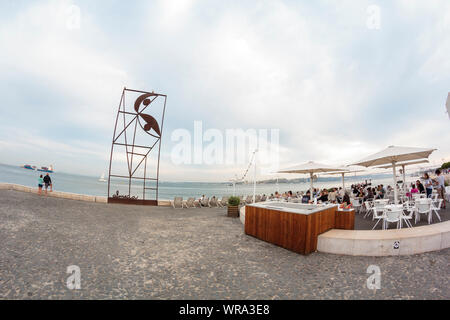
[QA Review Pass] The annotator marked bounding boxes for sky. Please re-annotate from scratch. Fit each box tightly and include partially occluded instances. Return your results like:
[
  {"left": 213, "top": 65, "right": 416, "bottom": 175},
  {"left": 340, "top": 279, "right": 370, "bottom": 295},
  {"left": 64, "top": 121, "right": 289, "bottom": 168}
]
[{"left": 0, "top": 0, "right": 449, "bottom": 182}]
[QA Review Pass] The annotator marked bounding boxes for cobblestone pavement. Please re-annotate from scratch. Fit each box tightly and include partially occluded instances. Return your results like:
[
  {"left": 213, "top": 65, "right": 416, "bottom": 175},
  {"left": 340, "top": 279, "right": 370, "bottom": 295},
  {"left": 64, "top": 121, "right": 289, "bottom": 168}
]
[{"left": 0, "top": 190, "right": 448, "bottom": 300}]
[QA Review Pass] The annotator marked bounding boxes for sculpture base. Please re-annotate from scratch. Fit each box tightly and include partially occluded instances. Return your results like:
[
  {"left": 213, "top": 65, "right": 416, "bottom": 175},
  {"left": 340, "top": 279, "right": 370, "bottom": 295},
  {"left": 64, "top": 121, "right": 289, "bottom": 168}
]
[{"left": 107, "top": 197, "right": 158, "bottom": 206}]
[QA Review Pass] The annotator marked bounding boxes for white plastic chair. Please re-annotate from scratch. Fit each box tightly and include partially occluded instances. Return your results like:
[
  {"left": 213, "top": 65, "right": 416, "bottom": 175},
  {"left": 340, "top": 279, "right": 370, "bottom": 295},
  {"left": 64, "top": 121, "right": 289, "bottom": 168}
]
[
  {"left": 218, "top": 196, "right": 228, "bottom": 207},
  {"left": 401, "top": 201, "right": 414, "bottom": 228},
  {"left": 172, "top": 197, "right": 183, "bottom": 209},
  {"left": 183, "top": 197, "right": 196, "bottom": 208},
  {"left": 383, "top": 207, "right": 403, "bottom": 229},
  {"left": 209, "top": 197, "right": 219, "bottom": 207},
  {"left": 430, "top": 199, "right": 443, "bottom": 223},
  {"left": 352, "top": 198, "right": 362, "bottom": 213},
  {"left": 372, "top": 207, "right": 386, "bottom": 230},
  {"left": 372, "top": 200, "right": 388, "bottom": 220},
  {"left": 363, "top": 201, "right": 374, "bottom": 219},
  {"left": 416, "top": 199, "right": 432, "bottom": 224},
  {"left": 200, "top": 197, "right": 210, "bottom": 207}
]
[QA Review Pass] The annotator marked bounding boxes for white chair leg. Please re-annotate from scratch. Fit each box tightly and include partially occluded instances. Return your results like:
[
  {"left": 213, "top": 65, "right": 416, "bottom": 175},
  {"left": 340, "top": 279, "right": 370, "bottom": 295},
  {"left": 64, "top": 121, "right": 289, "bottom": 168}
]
[
  {"left": 372, "top": 219, "right": 381, "bottom": 230},
  {"left": 433, "top": 209, "right": 441, "bottom": 222}
]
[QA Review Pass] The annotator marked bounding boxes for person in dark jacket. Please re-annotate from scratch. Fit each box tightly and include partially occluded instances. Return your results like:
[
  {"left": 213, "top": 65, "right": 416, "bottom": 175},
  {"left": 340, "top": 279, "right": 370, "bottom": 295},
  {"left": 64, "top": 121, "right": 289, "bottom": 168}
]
[
  {"left": 416, "top": 180, "right": 425, "bottom": 193},
  {"left": 43, "top": 173, "right": 52, "bottom": 195}
]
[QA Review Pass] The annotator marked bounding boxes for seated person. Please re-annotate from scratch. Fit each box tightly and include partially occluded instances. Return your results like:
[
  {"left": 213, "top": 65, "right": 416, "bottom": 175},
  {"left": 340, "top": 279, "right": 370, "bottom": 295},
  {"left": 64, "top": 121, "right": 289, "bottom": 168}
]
[
  {"left": 317, "top": 190, "right": 328, "bottom": 203},
  {"left": 342, "top": 193, "right": 351, "bottom": 206},
  {"left": 302, "top": 191, "right": 311, "bottom": 203},
  {"left": 410, "top": 184, "right": 419, "bottom": 196},
  {"left": 364, "top": 188, "right": 374, "bottom": 201},
  {"left": 328, "top": 188, "right": 337, "bottom": 203}
]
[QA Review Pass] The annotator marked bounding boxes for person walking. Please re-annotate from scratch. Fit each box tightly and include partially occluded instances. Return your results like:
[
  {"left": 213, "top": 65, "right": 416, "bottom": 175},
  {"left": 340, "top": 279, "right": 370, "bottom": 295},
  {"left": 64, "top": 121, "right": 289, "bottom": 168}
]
[
  {"left": 435, "top": 169, "right": 446, "bottom": 209},
  {"left": 423, "top": 173, "right": 433, "bottom": 198},
  {"left": 43, "top": 173, "right": 52, "bottom": 195},
  {"left": 38, "top": 175, "right": 44, "bottom": 195}
]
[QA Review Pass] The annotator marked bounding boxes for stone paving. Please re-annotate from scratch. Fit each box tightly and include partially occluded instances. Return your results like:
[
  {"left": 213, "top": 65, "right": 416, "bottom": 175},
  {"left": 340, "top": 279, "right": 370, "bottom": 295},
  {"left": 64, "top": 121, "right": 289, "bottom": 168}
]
[{"left": 0, "top": 190, "right": 448, "bottom": 299}]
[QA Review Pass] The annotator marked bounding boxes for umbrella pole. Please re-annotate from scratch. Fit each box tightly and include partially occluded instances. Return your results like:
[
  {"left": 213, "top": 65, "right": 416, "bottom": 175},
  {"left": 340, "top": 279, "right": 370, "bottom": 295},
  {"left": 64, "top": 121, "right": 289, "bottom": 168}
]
[
  {"left": 310, "top": 172, "right": 314, "bottom": 202},
  {"left": 253, "top": 152, "right": 257, "bottom": 203},
  {"left": 392, "top": 162, "right": 398, "bottom": 204},
  {"left": 402, "top": 164, "right": 406, "bottom": 192},
  {"left": 342, "top": 173, "right": 345, "bottom": 190}
]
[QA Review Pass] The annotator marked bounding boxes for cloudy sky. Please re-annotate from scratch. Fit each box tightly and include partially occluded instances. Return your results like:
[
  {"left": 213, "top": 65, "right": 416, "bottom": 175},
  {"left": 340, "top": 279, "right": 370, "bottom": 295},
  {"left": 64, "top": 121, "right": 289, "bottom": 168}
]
[{"left": 0, "top": 0, "right": 449, "bottom": 182}]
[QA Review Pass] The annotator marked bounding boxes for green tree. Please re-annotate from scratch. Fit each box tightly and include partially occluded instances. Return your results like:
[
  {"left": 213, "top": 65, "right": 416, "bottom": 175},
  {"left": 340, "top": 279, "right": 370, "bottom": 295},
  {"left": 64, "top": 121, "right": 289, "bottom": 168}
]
[{"left": 441, "top": 162, "right": 450, "bottom": 170}]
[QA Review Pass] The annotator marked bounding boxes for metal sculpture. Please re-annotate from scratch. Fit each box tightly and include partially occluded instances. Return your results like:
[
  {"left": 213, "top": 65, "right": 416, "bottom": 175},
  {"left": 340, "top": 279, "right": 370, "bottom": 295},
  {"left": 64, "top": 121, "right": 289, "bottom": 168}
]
[{"left": 107, "top": 87, "right": 167, "bottom": 205}]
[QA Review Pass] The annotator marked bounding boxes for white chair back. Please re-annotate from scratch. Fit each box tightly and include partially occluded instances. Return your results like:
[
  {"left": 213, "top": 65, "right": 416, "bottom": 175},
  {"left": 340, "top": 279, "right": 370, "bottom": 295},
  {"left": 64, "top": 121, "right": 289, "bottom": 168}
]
[
  {"left": 417, "top": 200, "right": 431, "bottom": 214},
  {"left": 385, "top": 209, "right": 402, "bottom": 222},
  {"left": 173, "top": 197, "right": 183, "bottom": 208}
]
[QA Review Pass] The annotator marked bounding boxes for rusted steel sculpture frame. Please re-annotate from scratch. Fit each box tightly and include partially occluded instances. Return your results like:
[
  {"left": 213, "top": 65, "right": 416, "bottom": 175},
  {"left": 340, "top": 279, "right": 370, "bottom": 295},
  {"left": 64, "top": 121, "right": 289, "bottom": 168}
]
[{"left": 107, "top": 87, "right": 167, "bottom": 205}]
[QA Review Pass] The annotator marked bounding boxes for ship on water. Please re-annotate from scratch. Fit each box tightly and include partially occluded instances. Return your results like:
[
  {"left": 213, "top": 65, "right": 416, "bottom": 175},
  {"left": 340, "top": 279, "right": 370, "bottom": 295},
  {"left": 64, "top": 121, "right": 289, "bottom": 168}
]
[
  {"left": 22, "top": 165, "right": 54, "bottom": 173},
  {"left": 98, "top": 172, "right": 107, "bottom": 182},
  {"left": 37, "top": 165, "right": 54, "bottom": 173}
]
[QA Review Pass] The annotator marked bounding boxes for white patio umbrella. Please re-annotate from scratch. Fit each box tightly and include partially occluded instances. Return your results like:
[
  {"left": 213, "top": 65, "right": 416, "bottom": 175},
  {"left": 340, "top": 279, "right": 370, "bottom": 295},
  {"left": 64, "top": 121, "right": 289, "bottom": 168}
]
[
  {"left": 351, "top": 146, "right": 436, "bottom": 204},
  {"left": 278, "top": 161, "right": 346, "bottom": 201},
  {"left": 326, "top": 165, "right": 367, "bottom": 191},
  {"left": 373, "top": 158, "right": 429, "bottom": 190}
]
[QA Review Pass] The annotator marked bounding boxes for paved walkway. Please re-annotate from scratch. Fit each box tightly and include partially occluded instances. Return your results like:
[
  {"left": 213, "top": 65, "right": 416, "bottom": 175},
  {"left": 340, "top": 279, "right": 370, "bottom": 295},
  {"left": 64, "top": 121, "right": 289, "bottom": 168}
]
[{"left": 0, "top": 190, "right": 448, "bottom": 299}]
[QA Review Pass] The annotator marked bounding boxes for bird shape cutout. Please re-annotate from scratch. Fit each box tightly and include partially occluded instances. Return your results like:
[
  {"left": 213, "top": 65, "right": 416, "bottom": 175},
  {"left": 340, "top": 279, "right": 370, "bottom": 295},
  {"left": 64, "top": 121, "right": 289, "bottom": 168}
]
[{"left": 134, "top": 93, "right": 161, "bottom": 137}]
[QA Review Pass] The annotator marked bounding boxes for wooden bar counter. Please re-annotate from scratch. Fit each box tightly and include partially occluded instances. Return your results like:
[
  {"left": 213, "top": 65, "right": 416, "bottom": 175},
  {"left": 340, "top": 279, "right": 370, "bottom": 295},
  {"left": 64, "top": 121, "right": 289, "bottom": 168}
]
[{"left": 245, "top": 202, "right": 354, "bottom": 255}]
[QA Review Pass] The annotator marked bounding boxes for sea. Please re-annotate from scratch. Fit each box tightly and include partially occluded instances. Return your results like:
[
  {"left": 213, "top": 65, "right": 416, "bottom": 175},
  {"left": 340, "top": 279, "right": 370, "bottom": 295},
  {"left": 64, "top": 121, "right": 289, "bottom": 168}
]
[{"left": 0, "top": 163, "right": 417, "bottom": 200}]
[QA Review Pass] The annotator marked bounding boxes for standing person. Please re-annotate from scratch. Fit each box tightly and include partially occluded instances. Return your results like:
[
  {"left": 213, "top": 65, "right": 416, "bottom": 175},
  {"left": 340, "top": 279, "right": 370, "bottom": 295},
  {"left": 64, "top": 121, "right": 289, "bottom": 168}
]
[
  {"left": 43, "top": 173, "right": 52, "bottom": 195},
  {"left": 38, "top": 175, "right": 44, "bottom": 195},
  {"left": 379, "top": 185, "right": 385, "bottom": 198},
  {"left": 435, "top": 169, "right": 446, "bottom": 209},
  {"left": 423, "top": 173, "right": 433, "bottom": 198}
]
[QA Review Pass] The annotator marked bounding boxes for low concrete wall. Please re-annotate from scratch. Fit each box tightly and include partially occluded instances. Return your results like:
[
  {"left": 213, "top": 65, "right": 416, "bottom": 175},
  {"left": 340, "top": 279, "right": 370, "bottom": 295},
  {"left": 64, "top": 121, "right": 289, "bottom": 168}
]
[
  {"left": 0, "top": 183, "right": 107, "bottom": 203},
  {"left": 240, "top": 205, "right": 449, "bottom": 256},
  {"left": 1, "top": 183, "right": 174, "bottom": 206},
  {"left": 239, "top": 206, "right": 246, "bottom": 225},
  {"left": 317, "top": 221, "right": 450, "bottom": 256}
]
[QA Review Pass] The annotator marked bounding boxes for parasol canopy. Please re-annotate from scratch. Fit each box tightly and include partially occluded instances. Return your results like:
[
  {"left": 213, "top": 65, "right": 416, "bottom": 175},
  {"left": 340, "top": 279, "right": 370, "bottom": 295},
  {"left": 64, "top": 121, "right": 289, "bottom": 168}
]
[
  {"left": 278, "top": 161, "right": 346, "bottom": 200},
  {"left": 351, "top": 146, "right": 436, "bottom": 203}
]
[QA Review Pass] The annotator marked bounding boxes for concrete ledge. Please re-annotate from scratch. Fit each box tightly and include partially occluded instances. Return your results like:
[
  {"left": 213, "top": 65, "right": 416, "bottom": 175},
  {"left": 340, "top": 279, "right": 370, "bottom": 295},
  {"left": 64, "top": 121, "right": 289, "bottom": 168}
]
[
  {"left": 158, "top": 200, "right": 171, "bottom": 207},
  {"left": 239, "top": 206, "right": 246, "bottom": 225},
  {"left": 0, "top": 183, "right": 150, "bottom": 206},
  {"left": 317, "top": 221, "right": 450, "bottom": 256}
]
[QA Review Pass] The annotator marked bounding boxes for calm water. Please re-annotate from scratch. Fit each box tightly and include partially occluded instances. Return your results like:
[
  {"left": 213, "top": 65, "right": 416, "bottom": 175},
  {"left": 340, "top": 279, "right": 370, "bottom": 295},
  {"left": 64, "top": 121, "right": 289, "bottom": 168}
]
[{"left": 0, "top": 163, "right": 407, "bottom": 200}]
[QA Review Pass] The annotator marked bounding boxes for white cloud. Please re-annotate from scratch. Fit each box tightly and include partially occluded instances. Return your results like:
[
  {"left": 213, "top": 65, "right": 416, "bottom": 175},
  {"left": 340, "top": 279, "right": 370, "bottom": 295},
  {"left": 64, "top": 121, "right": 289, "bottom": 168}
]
[{"left": 0, "top": 0, "right": 449, "bottom": 181}]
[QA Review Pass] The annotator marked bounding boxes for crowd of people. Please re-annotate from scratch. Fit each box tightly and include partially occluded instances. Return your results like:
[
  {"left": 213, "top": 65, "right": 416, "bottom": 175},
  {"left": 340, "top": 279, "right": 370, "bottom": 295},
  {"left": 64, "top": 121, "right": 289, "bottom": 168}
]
[
  {"left": 267, "top": 186, "right": 358, "bottom": 205},
  {"left": 263, "top": 169, "right": 447, "bottom": 209}
]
